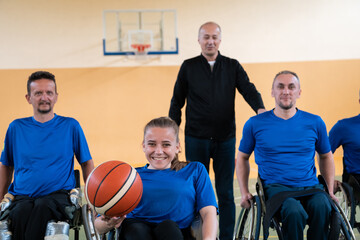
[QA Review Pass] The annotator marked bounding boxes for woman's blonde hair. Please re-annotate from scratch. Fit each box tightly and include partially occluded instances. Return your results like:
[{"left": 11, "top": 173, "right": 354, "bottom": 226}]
[{"left": 143, "top": 117, "right": 188, "bottom": 171}]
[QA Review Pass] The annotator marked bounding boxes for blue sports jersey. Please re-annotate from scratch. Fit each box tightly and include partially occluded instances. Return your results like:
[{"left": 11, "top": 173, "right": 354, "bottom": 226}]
[
  {"left": 239, "top": 110, "right": 331, "bottom": 187},
  {"left": 329, "top": 114, "right": 360, "bottom": 174},
  {"left": 1, "top": 114, "right": 92, "bottom": 197},
  {"left": 126, "top": 162, "right": 218, "bottom": 229}
]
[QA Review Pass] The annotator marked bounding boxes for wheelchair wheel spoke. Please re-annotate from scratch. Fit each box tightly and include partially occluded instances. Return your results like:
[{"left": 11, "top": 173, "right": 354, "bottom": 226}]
[
  {"left": 234, "top": 197, "right": 261, "bottom": 240},
  {"left": 335, "top": 184, "right": 351, "bottom": 220}
]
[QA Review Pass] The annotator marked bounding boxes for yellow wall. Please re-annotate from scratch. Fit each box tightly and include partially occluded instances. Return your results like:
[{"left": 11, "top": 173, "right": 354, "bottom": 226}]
[
  {"left": 1, "top": 59, "right": 359, "bottom": 178},
  {"left": 1, "top": 1, "right": 359, "bottom": 181}
]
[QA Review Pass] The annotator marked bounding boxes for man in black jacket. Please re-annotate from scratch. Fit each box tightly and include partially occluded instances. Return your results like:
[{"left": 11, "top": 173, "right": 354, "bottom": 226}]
[{"left": 169, "top": 21, "right": 265, "bottom": 239}]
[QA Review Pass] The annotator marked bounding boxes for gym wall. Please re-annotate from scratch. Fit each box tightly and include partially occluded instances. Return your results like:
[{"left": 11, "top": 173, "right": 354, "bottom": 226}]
[{"left": 0, "top": 0, "right": 359, "bottom": 175}]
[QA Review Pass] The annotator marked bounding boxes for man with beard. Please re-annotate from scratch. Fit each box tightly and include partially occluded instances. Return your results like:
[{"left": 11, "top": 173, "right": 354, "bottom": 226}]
[
  {"left": 0, "top": 71, "right": 94, "bottom": 240},
  {"left": 236, "top": 71, "right": 336, "bottom": 240}
]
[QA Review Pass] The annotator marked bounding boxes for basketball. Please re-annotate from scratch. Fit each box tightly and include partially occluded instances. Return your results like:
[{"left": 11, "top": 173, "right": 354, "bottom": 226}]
[{"left": 85, "top": 160, "right": 143, "bottom": 217}]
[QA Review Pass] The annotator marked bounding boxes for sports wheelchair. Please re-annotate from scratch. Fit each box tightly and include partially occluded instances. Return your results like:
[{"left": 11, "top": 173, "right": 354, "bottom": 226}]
[
  {"left": 0, "top": 170, "right": 100, "bottom": 240},
  {"left": 100, "top": 214, "right": 204, "bottom": 240},
  {"left": 341, "top": 167, "right": 360, "bottom": 233},
  {"left": 233, "top": 176, "right": 356, "bottom": 240}
]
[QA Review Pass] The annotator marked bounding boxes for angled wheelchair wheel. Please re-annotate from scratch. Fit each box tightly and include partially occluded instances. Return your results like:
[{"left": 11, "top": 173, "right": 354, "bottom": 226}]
[
  {"left": 335, "top": 181, "right": 355, "bottom": 227},
  {"left": 233, "top": 195, "right": 261, "bottom": 240},
  {"left": 333, "top": 200, "right": 356, "bottom": 240},
  {"left": 256, "top": 178, "right": 283, "bottom": 240},
  {"left": 270, "top": 217, "right": 283, "bottom": 240},
  {"left": 82, "top": 204, "right": 101, "bottom": 240}
]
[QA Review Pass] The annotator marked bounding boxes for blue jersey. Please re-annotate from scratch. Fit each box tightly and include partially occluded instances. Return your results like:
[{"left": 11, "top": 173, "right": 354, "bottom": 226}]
[
  {"left": 1, "top": 114, "right": 92, "bottom": 197},
  {"left": 126, "top": 162, "right": 218, "bottom": 229},
  {"left": 329, "top": 114, "right": 360, "bottom": 174},
  {"left": 239, "top": 110, "right": 331, "bottom": 187}
]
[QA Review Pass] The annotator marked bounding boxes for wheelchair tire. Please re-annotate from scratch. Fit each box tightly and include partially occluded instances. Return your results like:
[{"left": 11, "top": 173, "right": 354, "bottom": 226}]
[
  {"left": 335, "top": 181, "right": 355, "bottom": 227},
  {"left": 270, "top": 218, "right": 283, "bottom": 240},
  {"left": 82, "top": 204, "right": 100, "bottom": 240},
  {"left": 234, "top": 195, "right": 261, "bottom": 240},
  {"left": 340, "top": 182, "right": 356, "bottom": 227},
  {"left": 333, "top": 200, "right": 356, "bottom": 240}
]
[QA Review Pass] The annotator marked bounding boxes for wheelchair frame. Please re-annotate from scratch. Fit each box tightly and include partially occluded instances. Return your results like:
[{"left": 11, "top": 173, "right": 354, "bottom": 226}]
[
  {"left": 233, "top": 176, "right": 356, "bottom": 240},
  {"left": 0, "top": 169, "right": 100, "bottom": 240},
  {"left": 72, "top": 169, "right": 100, "bottom": 240},
  {"left": 343, "top": 171, "right": 360, "bottom": 233},
  {"left": 334, "top": 179, "right": 356, "bottom": 228}
]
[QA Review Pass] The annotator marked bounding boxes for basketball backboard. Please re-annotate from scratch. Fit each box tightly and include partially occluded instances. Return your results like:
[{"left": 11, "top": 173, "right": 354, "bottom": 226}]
[{"left": 102, "top": 9, "right": 178, "bottom": 56}]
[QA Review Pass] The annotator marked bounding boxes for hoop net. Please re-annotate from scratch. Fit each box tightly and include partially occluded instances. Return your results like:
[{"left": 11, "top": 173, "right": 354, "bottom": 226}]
[{"left": 131, "top": 44, "right": 151, "bottom": 55}]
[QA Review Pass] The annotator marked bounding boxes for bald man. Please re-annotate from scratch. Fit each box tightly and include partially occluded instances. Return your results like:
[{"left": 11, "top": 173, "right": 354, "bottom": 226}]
[{"left": 169, "top": 21, "right": 265, "bottom": 239}]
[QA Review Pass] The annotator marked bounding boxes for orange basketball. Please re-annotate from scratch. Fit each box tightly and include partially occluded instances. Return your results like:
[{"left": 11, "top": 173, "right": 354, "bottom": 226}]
[{"left": 85, "top": 160, "right": 143, "bottom": 217}]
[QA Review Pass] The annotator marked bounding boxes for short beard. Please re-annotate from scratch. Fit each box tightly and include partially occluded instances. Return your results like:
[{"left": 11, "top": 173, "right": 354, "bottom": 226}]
[
  {"left": 279, "top": 102, "right": 293, "bottom": 110},
  {"left": 37, "top": 107, "right": 52, "bottom": 114}
]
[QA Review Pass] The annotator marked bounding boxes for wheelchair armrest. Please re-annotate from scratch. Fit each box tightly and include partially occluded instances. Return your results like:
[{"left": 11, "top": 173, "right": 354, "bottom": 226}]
[
  {"left": 66, "top": 188, "right": 82, "bottom": 227},
  {"left": 69, "top": 188, "right": 82, "bottom": 209},
  {"left": 1, "top": 193, "right": 14, "bottom": 212},
  {"left": 0, "top": 193, "right": 14, "bottom": 221},
  {"left": 1, "top": 193, "right": 14, "bottom": 204}
]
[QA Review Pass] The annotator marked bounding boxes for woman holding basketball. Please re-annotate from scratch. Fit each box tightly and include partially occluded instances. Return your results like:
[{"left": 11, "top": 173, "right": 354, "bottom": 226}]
[{"left": 95, "top": 117, "right": 218, "bottom": 240}]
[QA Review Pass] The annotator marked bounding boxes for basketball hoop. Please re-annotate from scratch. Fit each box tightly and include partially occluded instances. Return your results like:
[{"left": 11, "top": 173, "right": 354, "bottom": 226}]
[{"left": 131, "top": 44, "right": 151, "bottom": 55}]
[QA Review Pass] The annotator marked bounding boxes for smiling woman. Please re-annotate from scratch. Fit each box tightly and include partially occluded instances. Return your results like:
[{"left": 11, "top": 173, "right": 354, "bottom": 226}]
[
  {"left": 142, "top": 125, "right": 180, "bottom": 170},
  {"left": 94, "top": 117, "right": 219, "bottom": 240},
  {"left": 142, "top": 117, "right": 184, "bottom": 171}
]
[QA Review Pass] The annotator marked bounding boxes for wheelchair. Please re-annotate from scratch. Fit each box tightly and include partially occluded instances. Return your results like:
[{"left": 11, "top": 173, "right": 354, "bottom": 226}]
[
  {"left": 0, "top": 170, "right": 100, "bottom": 240},
  {"left": 233, "top": 176, "right": 356, "bottom": 240},
  {"left": 341, "top": 167, "right": 360, "bottom": 233},
  {"left": 100, "top": 214, "right": 204, "bottom": 240}
]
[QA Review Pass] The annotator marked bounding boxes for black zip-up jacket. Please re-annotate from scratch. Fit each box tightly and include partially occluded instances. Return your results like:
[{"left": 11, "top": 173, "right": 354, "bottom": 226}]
[{"left": 169, "top": 52, "right": 265, "bottom": 140}]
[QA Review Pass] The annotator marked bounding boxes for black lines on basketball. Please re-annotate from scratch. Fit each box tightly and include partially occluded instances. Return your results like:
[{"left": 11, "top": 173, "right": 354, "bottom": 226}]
[{"left": 85, "top": 160, "right": 143, "bottom": 217}]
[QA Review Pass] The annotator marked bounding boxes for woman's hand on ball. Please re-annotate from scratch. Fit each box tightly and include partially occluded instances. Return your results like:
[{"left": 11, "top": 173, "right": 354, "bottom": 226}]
[{"left": 101, "top": 215, "right": 126, "bottom": 229}]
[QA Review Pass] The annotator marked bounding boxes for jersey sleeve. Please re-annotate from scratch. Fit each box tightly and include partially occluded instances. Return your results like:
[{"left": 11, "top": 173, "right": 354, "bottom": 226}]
[
  {"left": 0, "top": 123, "right": 14, "bottom": 166},
  {"left": 238, "top": 118, "right": 255, "bottom": 154},
  {"left": 315, "top": 117, "right": 331, "bottom": 154},
  {"left": 73, "top": 121, "right": 92, "bottom": 164},
  {"left": 194, "top": 163, "right": 218, "bottom": 213},
  {"left": 329, "top": 121, "right": 342, "bottom": 153}
]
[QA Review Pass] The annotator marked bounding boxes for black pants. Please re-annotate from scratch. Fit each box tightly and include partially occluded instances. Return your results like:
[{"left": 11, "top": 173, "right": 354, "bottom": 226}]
[
  {"left": 343, "top": 172, "right": 360, "bottom": 184},
  {"left": 120, "top": 218, "right": 195, "bottom": 240},
  {"left": 8, "top": 190, "right": 72, "bottom": 240},
  {"left": 185, "top": 135, "right": 235, "bottom": 240}
]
